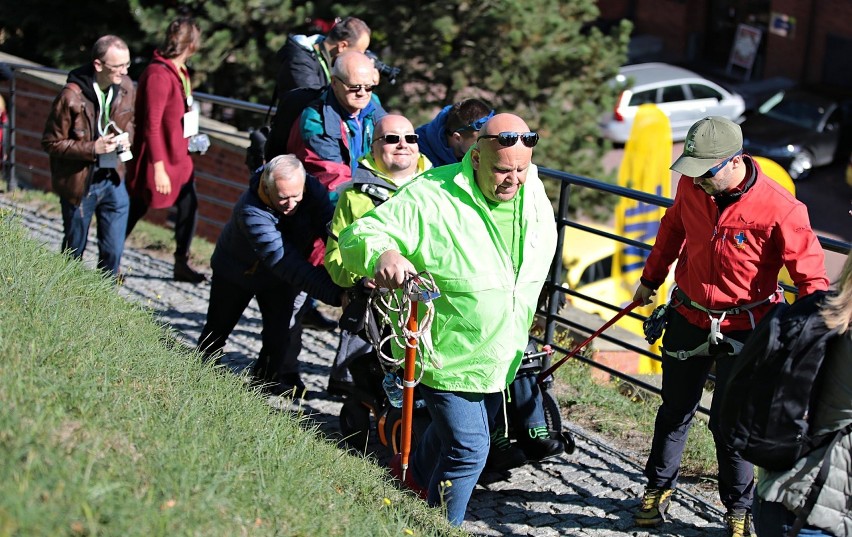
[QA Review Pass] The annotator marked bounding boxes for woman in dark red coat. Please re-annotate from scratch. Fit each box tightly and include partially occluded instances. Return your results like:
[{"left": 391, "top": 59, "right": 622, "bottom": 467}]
[{"left": 126, "top": 17, "right": 206, "bottom": 283}]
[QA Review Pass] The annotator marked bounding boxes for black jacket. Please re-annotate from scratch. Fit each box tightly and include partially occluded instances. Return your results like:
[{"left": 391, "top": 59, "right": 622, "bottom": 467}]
[{"left": 275, "top": 35, "right": 328, "bottom": 102}]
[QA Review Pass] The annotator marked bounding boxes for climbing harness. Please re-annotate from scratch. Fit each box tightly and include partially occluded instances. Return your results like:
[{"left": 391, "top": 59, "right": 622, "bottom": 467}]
[{"left": 664, "top": 286, "right": 782, "bottom": 360}]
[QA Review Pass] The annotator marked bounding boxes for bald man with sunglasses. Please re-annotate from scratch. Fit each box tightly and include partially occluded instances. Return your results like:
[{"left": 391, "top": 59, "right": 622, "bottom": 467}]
[
  {"left": 338, "top": 113, "right": 556, "bottom": 526},
  {"left": 324, "top": 114, "right": 432, "bottom": 394},
  {"left": 631, "top": 116, "right": 828, "bottom": 534},
  {"left": 288, "top": 51, "right": 386, "bottom": 197}
]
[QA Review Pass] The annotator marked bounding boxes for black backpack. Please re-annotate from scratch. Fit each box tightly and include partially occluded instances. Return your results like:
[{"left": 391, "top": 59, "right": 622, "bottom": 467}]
[{"left": 721, "top": 290, "right": 844, "bottom": 472}]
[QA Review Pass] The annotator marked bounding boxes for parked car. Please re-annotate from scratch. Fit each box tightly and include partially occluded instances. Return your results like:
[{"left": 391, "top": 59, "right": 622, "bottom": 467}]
[
  {"left": 600, "top": 63, "right": 746, "bottom": 143},
  {"left": 741, "top": 88, "right": 848, "bottom": 180}
]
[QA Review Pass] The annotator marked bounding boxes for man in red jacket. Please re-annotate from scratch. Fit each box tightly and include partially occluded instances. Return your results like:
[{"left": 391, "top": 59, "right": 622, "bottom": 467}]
[{"left": 630, "top": 116, "right": 828, "bottom": 536}]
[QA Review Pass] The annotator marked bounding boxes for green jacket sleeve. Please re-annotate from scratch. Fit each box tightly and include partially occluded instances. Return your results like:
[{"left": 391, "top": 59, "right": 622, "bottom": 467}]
[
  {"left": 325, "top": 189, "right": 375, "bottom": 287},
  {"left": 338, "top": 191, "right": 425, "bottom": 278}
]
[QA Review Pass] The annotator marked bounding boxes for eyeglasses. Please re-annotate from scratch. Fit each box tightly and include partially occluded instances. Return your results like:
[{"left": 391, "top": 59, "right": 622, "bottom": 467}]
[
  {"left": 453, "top": 110, "right": 496, "bottom": 133},
  {"left": 100, "top": 61, "right": 131, "bottom": 71},
  {"left": 478, "top": 131, "right": 539, "bottom": 148},
  {"left": 699, "top": 151, "right": 741, "bottom": 178},
  {"left": 334, "top": 76, "right": 375, "bottom": 93},
  {"left": 374, "top": 133, "right": 419, "bottom": 145}
]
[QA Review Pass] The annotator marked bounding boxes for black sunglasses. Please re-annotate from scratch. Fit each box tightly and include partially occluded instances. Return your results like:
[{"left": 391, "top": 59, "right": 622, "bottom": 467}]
[
  {"left": 478, "top": 131, "right": 539, "bottom": 148},
  {"left": 333, "top": 76, "right": 375, "bottom": 93},
  {"left": 374, "top": 133, "right": 419, "bottom": 144}
]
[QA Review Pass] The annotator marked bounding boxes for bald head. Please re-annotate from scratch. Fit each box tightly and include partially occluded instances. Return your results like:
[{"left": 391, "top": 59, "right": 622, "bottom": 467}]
[
  {"left": 372, "top": 115, "right": 420, "bottom": 179},
  {"left": 471, "top": 113, "right": 536, "bottom": 203},
  {"left": 331, "top": 51, "right": 377, "bottom": 115}
]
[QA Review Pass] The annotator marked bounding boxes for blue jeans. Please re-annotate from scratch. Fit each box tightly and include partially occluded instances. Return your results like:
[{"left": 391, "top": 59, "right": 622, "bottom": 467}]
[
  {"left": 60, "top": 178, "right": 129, "bottom": 276},
  {"left": 752, "top": 498, "right": 833, "bottom": 536},
  {"left": 508, "top": 373, "right": 547, "bottom": 432},
  {"left": 410, "top": 386, "right": 502, "bottom": 526}
]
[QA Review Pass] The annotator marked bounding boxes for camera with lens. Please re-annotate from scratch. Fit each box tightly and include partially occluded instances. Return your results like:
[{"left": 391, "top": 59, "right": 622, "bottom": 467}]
[
  {"left": 365, "top": 50, "right": 401, "bottom": 86},
  {"left": 114, "top": 132, "right": 133, "bottom": 163}
]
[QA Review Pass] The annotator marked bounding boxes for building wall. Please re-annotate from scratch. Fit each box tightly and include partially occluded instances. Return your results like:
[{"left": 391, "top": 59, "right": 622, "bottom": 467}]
[
  {"left": 2, "top": 66, "right": 251, "bottom": 244},
  {"left": 597, "top": 0, "right": 708, "bottom": 63},
  {"left": 598, "top": 0, "right": 852, "bottom": 86}
]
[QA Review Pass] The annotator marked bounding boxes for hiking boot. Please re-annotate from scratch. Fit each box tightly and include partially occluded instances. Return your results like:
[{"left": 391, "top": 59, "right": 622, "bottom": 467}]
[
  {"left": 389, "top": 453, "right": 428, "bottom": 500},
  {"left": 302, "top": 305, "right": 338, "bottom": 331},
  {"left": 518, "top": 426, "right": 565, "bottom": 461},
  {"left": 724, "top": 509, "right": 756, "bottom": 537},
  {"left": 486, "top": 430, "right": 527, "bottom": 471},
  {"left": 173, "top": 256, "right": 206, "bottom": 284},
  {"left": 634, "top": 487, "right": 674, "bottom": 527}
]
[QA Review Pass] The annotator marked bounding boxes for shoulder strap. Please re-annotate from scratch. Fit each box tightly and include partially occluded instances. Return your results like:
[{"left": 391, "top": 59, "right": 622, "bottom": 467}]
[{"left": 353, "top": 173, "right": 397, "bottom": 206}]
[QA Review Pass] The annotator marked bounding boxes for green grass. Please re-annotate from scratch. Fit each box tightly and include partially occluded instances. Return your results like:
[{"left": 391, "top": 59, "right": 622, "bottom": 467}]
[
  {"left": 544, "top": 329, "right": 718, "bottom": 479},
  {"left": 0, "top": 210, "right": 463, "bottom": 537}
]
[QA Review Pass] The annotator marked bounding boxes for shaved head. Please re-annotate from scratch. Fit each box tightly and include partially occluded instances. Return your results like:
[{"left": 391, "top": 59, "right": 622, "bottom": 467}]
[
  {"left": 372, "top": 114, "right": 420, "bottom": 179},
  {"left": 471, "top": 113, "right": 535, "bottom": 203}
]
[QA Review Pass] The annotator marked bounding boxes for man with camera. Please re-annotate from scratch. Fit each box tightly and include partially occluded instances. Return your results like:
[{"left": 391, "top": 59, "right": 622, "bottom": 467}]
[
  {"left": 42, "top": 35, "right": 135, "bottom": 279},
  {"left": 275, "top": 16, "right": 372, "bottom": 102}
]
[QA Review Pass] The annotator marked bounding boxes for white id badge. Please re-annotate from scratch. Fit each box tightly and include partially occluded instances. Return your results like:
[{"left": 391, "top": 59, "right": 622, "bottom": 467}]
[
  {"left": 183, "top": 108, "right": 200, "bottom": 138},
  {"left": 98, "top": 150, "right": 119, "bottom": 169}
]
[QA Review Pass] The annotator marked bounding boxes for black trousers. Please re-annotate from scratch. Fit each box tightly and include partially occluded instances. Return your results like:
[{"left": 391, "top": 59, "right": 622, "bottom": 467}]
[
  {"left": 644, "top": 308, "right": 755, "bottom": 511},
  {"left": 126, "top": 179, "right": 198, "bottom": 259},
  {"left": 197, "top": 273, "right": 306, "bottom": 382}
]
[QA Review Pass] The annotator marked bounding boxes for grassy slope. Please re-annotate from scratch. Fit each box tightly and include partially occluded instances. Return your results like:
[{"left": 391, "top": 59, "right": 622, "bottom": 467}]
[{"left": 0, "top": 210, "right": 461, "bottom": 537}]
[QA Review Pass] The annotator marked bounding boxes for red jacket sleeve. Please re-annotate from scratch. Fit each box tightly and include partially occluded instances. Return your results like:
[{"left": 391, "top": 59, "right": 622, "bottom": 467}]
[
  {"left": 641, "top": 176, "right": 688, "bottom": 288},
  {"left": 140, "top": 68, "right": 173, "bottom": 165},
  {"left": 776, "top": 203, "right": 829, "bottom": 296}
]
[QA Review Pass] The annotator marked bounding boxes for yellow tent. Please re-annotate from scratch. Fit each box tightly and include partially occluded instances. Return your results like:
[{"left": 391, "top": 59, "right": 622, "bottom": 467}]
[{"left": 612, "top": 104, "right": 673, "bottom": 374}]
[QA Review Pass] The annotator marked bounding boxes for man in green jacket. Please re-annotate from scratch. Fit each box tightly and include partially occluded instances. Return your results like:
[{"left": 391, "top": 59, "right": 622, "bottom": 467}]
[{"left": 339, "top": 113, "right": 557, "bottom": 525}]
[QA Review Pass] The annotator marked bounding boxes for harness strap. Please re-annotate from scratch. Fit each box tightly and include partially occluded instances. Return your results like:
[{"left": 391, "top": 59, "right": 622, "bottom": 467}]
[
  {"left": 664, "top": 286, "right": 779, "bottom": 360},
  {"left": 674, "top": 286, "right": 778, "bottom": 317}
]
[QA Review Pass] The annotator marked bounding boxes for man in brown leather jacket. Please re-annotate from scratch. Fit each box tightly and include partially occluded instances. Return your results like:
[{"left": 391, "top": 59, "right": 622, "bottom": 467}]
[{"left": 42, "top": 35, "right": 135, "bottom": 278}]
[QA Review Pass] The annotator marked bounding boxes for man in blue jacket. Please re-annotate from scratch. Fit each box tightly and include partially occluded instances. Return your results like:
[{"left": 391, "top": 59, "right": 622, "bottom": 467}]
[
  {"left": 197, "top": 154, "right": 345, "bottom": 397},
  {"left": 415, "top": 98, "right": 493, "bottom": 167}
]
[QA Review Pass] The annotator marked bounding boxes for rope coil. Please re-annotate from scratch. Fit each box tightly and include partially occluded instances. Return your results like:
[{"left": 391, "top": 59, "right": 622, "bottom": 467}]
[{"left": 367, "top": 271, "right": 442, "bottom": 388}]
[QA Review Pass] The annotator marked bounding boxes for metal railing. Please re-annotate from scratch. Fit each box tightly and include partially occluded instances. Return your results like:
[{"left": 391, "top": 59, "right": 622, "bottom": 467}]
[{"left": 2, "top": 60, "right": 850, "bottom": 418}]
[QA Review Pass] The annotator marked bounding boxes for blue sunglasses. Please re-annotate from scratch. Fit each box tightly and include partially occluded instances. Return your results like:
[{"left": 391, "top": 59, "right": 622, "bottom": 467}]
[{"left": 453, "top": 110, "right": 496, "bottom": 133}]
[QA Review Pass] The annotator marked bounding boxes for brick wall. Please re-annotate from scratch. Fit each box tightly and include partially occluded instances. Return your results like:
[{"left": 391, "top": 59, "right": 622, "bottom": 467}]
[{"left": 2, "top": 63, "right": 251, "bottom": 245}]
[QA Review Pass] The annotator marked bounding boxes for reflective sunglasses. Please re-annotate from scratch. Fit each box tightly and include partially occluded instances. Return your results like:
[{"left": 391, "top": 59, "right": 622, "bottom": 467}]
[
  {"left": 453, "top": 110, "right": 496, "bottom": 133},
  {"left": 478, "top": 131, "right": 539, "bottom": 148},
  {"left": 334, "top": 76, "right": 375, "bottom": 93},
  {"left": 374, "top": 133, "right": 419, "bottom": 144},
  {"left": 699, "top": 150, "right": 742, "bottom": 178}
]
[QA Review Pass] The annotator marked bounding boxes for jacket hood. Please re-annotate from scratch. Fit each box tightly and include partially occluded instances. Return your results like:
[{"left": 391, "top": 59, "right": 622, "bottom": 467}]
[
  {"left": 67, "top": 64, "right": 101, "bottom": 107},
  {"left": 415, "top": 105, "right": 457, "bottom": 167}
]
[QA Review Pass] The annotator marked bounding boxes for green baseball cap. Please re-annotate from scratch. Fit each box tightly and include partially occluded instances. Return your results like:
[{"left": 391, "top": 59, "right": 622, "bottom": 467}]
[{"left": 670, "top": 116, "right": 743, "bottom": 177}]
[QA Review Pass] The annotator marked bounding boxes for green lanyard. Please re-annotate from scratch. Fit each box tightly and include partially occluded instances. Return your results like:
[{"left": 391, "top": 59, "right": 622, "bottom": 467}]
[
  {"left": 93, "top": 83, "right": 113, "bottom": 135},
  {"left": 176, "top": 67, "right": 192, "bottom": 105},
  {"left": 313, "top": 43, "right": 332, "bottom": 84}
]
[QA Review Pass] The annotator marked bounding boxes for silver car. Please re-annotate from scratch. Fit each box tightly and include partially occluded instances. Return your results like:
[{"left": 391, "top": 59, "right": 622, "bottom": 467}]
[{"left": 601, "top": 63, "right": 746, "bottom": 143}]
